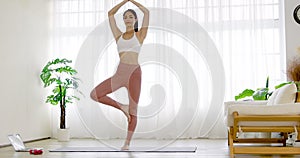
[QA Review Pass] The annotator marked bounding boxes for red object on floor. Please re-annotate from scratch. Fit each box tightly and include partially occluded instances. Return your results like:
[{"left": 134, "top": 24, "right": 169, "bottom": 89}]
[{"left": 29, "top": 149, "right": 43, "bottom": 155}]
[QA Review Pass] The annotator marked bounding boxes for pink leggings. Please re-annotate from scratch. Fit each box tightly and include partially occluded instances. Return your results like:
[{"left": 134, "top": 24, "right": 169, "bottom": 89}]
[
  {"left": 90, "top": 62, "right": 142, "bottom": 116},
  {"left": 90, "top": 62, "right": 141, "bottom": 144}
]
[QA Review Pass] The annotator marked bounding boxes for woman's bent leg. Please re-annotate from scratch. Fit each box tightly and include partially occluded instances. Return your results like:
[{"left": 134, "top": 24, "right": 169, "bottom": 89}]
[
  {"left": 90, "top": 77, "right": 122, "bottom": 110},
  {"left": 90, "top": 76, "right": 131, "bottom": 121}
]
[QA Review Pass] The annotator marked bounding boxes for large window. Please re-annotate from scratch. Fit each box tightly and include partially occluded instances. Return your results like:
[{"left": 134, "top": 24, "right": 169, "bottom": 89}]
[
  {"left": 52, "top": 0, "right": 284, "bottom": 138},
  {"left": 53, "top": 0, "right": 283, "bottom": 100}
]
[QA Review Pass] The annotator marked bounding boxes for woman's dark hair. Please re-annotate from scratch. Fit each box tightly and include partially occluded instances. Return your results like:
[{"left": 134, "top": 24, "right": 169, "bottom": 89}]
[{"left": 123, "top": 9, "right": 138, "bottom": 32}]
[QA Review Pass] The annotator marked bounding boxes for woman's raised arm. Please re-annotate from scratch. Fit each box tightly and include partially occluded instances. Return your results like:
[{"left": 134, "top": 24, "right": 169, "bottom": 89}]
[
  {"left": 108, "top": 0, "right": 128, "bottom": 40},
  {"left": 130, "top": 0, "right": 149, "bottom": 42}
]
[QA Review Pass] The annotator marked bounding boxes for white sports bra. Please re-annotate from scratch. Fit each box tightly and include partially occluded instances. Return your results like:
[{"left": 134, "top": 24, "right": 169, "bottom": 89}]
[{"left": 117, "top": 33, "right": 141, "bottom": 54}]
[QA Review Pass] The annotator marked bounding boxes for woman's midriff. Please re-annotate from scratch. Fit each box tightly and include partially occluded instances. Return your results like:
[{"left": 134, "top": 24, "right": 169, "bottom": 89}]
[{"left": 119, "top": 52, "right": 139, "bottom": 65}]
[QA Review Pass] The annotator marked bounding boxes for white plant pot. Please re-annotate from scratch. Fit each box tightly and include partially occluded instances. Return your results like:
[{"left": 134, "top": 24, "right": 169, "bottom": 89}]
[{"left": 57, "top": 128, "right": 70, "bottom": 141}]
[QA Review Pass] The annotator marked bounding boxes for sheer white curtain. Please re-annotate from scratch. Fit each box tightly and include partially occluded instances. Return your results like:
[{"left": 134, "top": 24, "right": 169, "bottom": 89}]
[{"left": 52, "top": 0, "right": 283, "bottom": 139}]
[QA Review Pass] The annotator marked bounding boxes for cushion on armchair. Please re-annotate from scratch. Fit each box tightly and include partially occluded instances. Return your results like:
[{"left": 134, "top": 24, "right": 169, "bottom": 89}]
[
  {"left": 267, "top": 83, "right": 297, "bottom": 105},
  {"left": 266, "top": 88, "right": 279, "bottom": 105}
]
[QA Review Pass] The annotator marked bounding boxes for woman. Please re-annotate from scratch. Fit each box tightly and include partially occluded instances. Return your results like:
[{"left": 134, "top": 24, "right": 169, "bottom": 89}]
[{"left": 90, "top": 0, "right": 149, "bottom": 150}]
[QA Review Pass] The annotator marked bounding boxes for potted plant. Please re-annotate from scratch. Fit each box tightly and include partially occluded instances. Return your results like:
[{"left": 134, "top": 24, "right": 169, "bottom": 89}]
[{"left": 40, "top": 58, "right": 81, "bottom": 141}]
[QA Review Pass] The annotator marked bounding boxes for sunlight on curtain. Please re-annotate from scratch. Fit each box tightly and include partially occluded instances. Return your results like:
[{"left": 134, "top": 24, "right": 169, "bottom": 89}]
[{"left": 52, "top": 0, "right": 283, "bottom": 139}]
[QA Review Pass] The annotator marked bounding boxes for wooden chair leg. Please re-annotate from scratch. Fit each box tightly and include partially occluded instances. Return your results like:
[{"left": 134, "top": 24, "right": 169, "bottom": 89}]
[
  {"left": 229, "top": 127, "right": 234, "bottom": 158},
  {"left": 283, "top": 132, "right": 288, "bottom": 146},
  {"left": 297, "top": 127, "right": 300, "bottom": 140},
  {"left": 228, "top": 131, "right": 230, "bottom": 146}
]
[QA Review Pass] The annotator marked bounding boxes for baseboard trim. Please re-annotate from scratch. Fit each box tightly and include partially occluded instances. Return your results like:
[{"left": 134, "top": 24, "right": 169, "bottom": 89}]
[{"left": 0, "top": 137, "right": 51, "bottom": 148}]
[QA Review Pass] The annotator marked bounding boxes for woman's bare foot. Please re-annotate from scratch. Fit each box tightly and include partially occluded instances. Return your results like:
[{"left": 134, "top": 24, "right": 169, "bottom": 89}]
[
  {"left": 121, "top": 144, "right": 129, "bottom": 150},
  {"left": 120, "top": 104, "right": 131, "bottom": 122}
]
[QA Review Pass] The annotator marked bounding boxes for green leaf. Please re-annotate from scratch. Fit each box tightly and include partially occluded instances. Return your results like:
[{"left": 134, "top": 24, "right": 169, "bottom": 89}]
[
  {"left": 52, "top": 86, "right": 60, "bottom": 94},
  {"left": 46, "top": 95, "right": 59, "bottom": 105},
  {"left": 65, "top": 100, "right": 72, "bottom": 104},
  {"left": 53, "top": 58, "right": 60, "bottom": 64},
  {"left": 56, "top": 78, "right": 63, "bottom": 85},
  {"left": 40, "top": 71, "right": 51, "bottom": 83},
  {"left": 72, "top": 76, "right": 81, "bottom": 81},
  {"left": 62, "top": 88, "right": 67, "bottom": 96},
  {"left": 55, "top": 66, "right": 77, "bottom": 75},
  {"left": 253, "top": 88, "right": 269, "bottom": 100},
  {"left": 73, "top": 80, "right": 79, "bottom": 89},
  {"left": 53, "top": 93, "right": 62, "bottom": 102},
  {"left": 265, "top": 76, "right": 269, "bottom": 88},
  {"left": 235, "top": 89, "right": 255, "bottom": 101},
  {"left": 275, "top": 82, "right": 292, "bottom": 89}
]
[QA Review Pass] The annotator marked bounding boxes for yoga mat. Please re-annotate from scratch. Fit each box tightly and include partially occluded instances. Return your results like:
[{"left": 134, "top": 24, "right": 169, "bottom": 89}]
[{"left": 49, "top": 146, "right": 197, "bottom": 152}]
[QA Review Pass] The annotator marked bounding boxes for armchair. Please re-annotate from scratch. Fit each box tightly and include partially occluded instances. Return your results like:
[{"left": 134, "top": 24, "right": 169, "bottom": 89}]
[{"left": 224, "top": 83, "right": 300, "bottom": 157}]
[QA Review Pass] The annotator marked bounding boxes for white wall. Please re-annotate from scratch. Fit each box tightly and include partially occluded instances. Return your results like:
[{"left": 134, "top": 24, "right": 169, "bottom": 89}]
[
  {"left": 284, "top": 0, "right": 300, "bottom": 62},
  {"left": 0, "top": 0, "right": 52, "bottom": 145}
]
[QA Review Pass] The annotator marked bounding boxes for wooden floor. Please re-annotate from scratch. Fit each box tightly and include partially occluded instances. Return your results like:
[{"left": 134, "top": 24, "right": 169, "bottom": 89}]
[{"left": 0, "top": 138, "right": 300, "bottom": 158}]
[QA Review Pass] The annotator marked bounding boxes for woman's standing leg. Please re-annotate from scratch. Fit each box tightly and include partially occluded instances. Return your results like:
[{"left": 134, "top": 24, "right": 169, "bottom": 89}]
[{"left": 122, "top": 67, "right": 142, "bottom": 150}]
